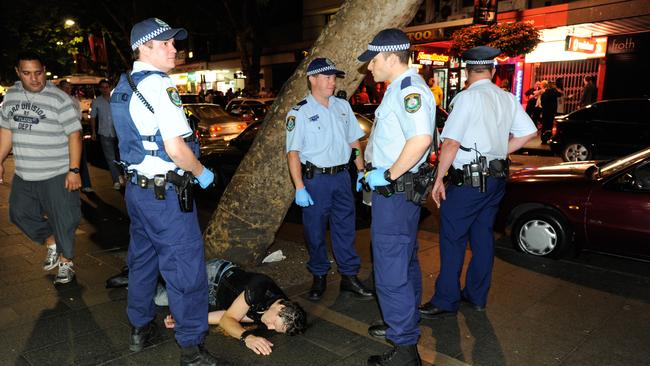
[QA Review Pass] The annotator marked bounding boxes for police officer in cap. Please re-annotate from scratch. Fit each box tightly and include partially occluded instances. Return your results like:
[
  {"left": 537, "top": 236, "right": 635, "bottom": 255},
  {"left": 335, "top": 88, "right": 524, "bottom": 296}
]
[
  {"left": 358, "top": 28, "right": 435, "bottom": 366},
  {"left": 418, "top": 46, "right": 536, "bottom": 319},
  {"left": 286, "top": 57, "right": 374, "bottom": 302},
  {"left": 110, "top": 18, "right": 230, "bottom": 366}
]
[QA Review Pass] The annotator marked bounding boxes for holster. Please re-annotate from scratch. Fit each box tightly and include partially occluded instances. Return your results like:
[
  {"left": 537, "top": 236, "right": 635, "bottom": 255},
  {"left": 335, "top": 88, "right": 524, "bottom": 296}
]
[{"left": 166, "top": 171, "right": 194, "bottom": 212}]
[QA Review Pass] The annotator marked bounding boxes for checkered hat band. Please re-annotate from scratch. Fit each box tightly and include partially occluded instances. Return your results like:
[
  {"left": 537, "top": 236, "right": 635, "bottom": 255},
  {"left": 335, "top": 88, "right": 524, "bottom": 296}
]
[
  {"left": 465, "top": 59, "right": 496, "bottom": 65},
  {"left": 131, "top": 26, "right": 172, "bottom": 50},
  {"left": 367, "top": 43, "right": 410, "bottom": 52},
  {"left": 307, "top": 65, "right": 337, "bottom": 76}
]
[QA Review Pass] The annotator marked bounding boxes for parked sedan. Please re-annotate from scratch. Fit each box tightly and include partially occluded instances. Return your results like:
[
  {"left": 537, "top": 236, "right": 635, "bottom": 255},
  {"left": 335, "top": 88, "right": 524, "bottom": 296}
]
[
  {"left": 496, "top": 148, "right": 650, "bottom": 260},
  {"left": 548, "top": 98, "right": 650, "bottom": 162},
  {"left": 183, "top": 103, "right": 247, "bottom": 141}
]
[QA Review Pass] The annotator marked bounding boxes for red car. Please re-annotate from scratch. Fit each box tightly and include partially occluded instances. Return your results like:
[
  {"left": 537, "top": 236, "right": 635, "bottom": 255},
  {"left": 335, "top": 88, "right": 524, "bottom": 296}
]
[{"left": 496, "top": 148, "right": 650, "bottom": 260}]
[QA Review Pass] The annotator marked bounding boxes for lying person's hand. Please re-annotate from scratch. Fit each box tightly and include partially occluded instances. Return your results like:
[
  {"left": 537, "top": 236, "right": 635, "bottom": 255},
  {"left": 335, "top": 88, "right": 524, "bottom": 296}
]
[
  {"left": 164, "top": 315, "right": 176, "bottom": 329},
  {"left": 243, "top": 335, "right": 274, "bottom": 356}
]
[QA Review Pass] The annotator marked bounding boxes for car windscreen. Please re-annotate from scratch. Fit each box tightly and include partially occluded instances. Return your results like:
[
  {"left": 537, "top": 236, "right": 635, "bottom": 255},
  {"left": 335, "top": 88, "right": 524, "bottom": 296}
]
[
  {"left": 185, "top": 105, "right": 231, "bottom": 122},
  {"left": 598, "top": 147, "right": 650, "bottom": 177}
]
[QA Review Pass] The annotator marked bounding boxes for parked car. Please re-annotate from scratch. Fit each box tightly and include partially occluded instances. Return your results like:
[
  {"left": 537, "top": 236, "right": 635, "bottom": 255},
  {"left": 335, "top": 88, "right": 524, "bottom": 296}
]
[
  {"left": 495, "top": 147, "right": 650, "bottom": 260},
  {"left": 548, "top": 98, "right": 650, "bottom": 162},
  {"left": 183, "top": 103, "right": 247, "bottom": 141},
  {"left": 199, "top": 113, "right": 373, "bottom": 193},
  {"left": 225, "top": 98, "right": 275, "bottom": 115}
]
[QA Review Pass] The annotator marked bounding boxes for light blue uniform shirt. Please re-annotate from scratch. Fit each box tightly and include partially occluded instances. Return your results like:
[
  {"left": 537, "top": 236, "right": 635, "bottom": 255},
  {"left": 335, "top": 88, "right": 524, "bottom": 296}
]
[
  {"left": 286, "top": 94, "right": 364, "bottom": 167},
  {"left": 368, "top": 68, "right": 435, "bottom": 172},
  {"left": 441, "top": 79, "right": 537, "bottom": 168}
]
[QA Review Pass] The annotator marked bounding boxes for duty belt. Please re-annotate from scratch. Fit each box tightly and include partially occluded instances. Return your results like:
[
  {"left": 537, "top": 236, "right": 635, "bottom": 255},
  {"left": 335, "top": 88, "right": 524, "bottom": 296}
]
[
  {"left": 302, "top": 162, "right": 348, "bottom": 178},
  {"left": 126, "top": 171, "right": 174, "bottom": 190}
]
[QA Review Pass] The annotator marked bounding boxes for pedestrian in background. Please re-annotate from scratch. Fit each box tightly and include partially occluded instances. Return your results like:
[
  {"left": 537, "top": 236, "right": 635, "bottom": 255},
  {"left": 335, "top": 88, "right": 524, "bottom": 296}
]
[
  {"left": 59, "top": 80, "right": 94, "bottom": 193},
  {"left": 357, "top": 28, "right": 435, "bottom": 366},
  {"left": 286, "top": 57, "right": 374, "bottom": 303},
  {"left": 419, "top": 46, "right": 536, "bottom": 322},
  {"left": 580, "top": 75, "right": 597, "bottom": 107},
  {"left": 110, "top": 18, "right": 225, "bottom": 365},
  {"left": 90, "top": 79, "right": 123, "bottom": 190},
  {"left": 540, "top": 80, "right": 560, "bottom": 144},
  {"left": 0, "top": 52, "right": 82, "bottom": 285}
]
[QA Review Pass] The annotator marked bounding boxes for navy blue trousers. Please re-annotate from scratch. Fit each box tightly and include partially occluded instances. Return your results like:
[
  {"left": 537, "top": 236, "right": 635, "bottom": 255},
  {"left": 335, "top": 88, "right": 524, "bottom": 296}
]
[
  {"left": 429, "top": 177, "right": 506, "bottom": 311},
  {"left": 125, "top": 183, "right": 208, "bottom": 347},
  {"left": 371, "top": 193, "right": 422, "bottom": 346},
  {"left": 302, "top": 171, "right": 360, "bottom": 276}
]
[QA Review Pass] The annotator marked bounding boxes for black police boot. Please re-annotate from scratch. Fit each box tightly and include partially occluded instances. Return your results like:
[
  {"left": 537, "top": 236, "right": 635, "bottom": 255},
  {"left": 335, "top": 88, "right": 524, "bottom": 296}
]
[
  {"left": 180, "top": 344, "right": 233, "bottom": 366},
  {"left": 340, "top": 275, "right": 375, "bottom": 300},
  {"left": 367, "top": 344, "right": 422, "bottom": 366},
  {"left": 129, "top": 320, "right": 158, "bottom": 352},
  {"left": 106, "top": 266, "right": 129, "bottom": 288},
  {"left": 308, "top": 275, "right": 327, "bottom": 301},
  {"left": 418, "top": 302, "right": 457, "bottom": 319},
  {"left": 368, "top": 319, "right": 388, "bottom": 339}
]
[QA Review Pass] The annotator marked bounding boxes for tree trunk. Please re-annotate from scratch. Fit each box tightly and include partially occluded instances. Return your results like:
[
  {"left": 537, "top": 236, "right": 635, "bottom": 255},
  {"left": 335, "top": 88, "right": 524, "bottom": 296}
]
[{"left": 203, "top": 0, "right": 424, "bottom": 265}]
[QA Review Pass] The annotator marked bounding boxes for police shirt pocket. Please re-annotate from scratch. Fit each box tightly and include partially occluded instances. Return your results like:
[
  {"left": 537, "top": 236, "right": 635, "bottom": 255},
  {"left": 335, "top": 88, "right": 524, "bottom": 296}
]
[{"left": 306, "top": 121, "right": 322, "bottom": 133}]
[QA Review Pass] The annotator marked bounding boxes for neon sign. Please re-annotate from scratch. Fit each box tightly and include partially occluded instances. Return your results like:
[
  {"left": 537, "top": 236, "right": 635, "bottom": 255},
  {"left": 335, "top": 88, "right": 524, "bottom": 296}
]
[
  {"left": 565, "top": 36, "right": 598, "bottom": 54},
  {"left": 416, "top": 52, "right": 449, "bottom": 66}
]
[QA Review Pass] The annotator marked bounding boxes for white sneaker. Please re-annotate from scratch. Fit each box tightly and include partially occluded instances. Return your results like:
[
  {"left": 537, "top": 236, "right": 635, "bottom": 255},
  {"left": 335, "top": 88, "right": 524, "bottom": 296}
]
[
  {"left": 54, "top": 261, "right": 75, "bottom": 284},
  {"left": 43, "top": 244, "right": 59, "bottom": 271},
  {"left": 113, "top": 182, "right": 121, "bottom": 190}
]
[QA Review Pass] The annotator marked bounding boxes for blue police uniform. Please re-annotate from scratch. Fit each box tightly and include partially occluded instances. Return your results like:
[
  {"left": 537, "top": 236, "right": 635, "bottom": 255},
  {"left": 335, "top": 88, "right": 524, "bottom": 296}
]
[
  {"left": 426, "top": 47, "right": 537, "bottom": 312},
  {"left": 369, "top": 68, "right": 434, "bottom": 346},
  {"left": 111, "top": 59, "right": 208, "bottom": 348},
  {"left": 286, "top": 93, "right": 364, "bottom": 276}
]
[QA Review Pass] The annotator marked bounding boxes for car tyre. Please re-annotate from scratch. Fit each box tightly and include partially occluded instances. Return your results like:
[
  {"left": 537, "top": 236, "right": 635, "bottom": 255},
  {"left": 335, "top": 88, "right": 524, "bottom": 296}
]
[
  {"left": 512, "top": 209, "right": 574, "bottom": 259},
  {"left": 562, "top": 142, "right": 592, "bottom": 162}
]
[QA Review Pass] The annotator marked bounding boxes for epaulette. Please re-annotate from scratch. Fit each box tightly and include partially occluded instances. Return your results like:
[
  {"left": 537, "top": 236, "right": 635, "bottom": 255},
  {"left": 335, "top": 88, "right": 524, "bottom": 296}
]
[
  {"left": 292, "top": 99, "right": 307, "bottom": 111},
  {"left": 400, "top": 77, "right": 412, "bottom": 90}
]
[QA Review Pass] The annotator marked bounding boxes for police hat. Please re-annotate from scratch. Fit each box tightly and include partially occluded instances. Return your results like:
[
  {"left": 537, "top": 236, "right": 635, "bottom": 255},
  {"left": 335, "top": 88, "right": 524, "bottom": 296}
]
[
  {"left": 130, "top": 18, "right": 188, "bottom": 50},
  {"left": 306, "top": 58, "right": 345, "bottom": 77},
  {"left": 357, "top": 28, "right": 411, "bottom": 62},
  {"left": 461, "top": 46, "right": 501, "bottom": 65}
]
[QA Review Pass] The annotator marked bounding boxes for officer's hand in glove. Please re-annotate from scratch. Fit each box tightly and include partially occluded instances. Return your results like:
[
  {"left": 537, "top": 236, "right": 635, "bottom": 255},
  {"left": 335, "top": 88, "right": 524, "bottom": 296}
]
[
  {"left": 364, "top": 168, "right": 390, "bottom": 190},
  {"left": 295, "top": 187, "right": 314, "bottom": 207},
  {"left": 196, "top": 167, "right": 215, "bottom": 189},
  {"left": 356, "top": 171, "right": 365, "bottom": 192}
]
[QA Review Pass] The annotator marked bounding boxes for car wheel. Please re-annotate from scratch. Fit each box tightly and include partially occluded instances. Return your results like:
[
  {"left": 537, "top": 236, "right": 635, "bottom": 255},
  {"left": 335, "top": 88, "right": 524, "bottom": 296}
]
[
  {"left": 562, "top": 142, "right": 592, "bottom": 162},
  {"left": 512, "top": 209, "right": 573, "bottom": 258}
]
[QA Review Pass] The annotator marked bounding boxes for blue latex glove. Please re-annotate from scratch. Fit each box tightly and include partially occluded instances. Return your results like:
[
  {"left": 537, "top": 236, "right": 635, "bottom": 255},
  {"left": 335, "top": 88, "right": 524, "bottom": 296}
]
[
  {"left": 295, "top": 187, "right": 314, "bottom": 207},
  {"left": 365, "top": 168, "right": 390, "bottom": 190},
  {"left": 196, "top": 167, "right": 215, "bottom": 189},
  {"left": 356, "top": 171, "right": 365, "bottom": 192}
]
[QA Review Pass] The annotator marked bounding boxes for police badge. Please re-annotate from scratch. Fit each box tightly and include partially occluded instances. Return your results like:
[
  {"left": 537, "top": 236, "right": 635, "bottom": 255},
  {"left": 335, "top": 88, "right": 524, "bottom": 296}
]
[
  {"left": 286, "top": 116, "right": 296, "bottom": 131},
  {"left": 404, "top": 93, "right": 421, "bottom": 113},
  {"left": 166, "top": 87, "right": 182, "bottom": 107}
]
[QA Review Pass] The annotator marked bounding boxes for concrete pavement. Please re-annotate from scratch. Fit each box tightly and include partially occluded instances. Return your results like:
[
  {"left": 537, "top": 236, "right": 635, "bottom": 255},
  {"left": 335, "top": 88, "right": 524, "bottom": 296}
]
[{"left": 1, "top": 155, "right": 649, "bottom": 366}]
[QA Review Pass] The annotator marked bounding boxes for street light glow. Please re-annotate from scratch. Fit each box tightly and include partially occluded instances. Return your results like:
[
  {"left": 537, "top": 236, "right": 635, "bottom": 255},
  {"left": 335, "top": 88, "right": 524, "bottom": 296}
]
[{"left": 64, "top": 19, "right": 75, "bottom": 27}]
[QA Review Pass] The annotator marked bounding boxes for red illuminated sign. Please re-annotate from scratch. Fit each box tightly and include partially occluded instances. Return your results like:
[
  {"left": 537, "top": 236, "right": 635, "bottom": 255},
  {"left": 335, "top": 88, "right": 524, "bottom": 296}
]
[{"left": 416, "top": 52, "right": 449, "bottom": 66}]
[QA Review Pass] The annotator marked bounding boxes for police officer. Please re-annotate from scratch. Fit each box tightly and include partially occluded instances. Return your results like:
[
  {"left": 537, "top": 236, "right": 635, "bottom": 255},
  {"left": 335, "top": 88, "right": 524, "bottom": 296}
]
[
  {"left": 418, "top": 46, "right": 537, "bottom": 319},
  {"left": 357, "top": 28, "right": 435, "bottom": 366},
  {"left": 286, "top": 58, "right": 374, "bottom": 302},
  {"left": 110, "top": 18, "right": 230, "bottom": 366}
]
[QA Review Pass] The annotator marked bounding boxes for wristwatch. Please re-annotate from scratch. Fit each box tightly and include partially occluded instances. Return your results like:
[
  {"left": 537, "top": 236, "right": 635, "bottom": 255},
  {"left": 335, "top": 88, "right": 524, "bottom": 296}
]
[
  {"left": 384, "top": 169, "right": 395, "bottom": 183},
  {"left": 69, "top": 168, "right": 80, "bottom": 174}
]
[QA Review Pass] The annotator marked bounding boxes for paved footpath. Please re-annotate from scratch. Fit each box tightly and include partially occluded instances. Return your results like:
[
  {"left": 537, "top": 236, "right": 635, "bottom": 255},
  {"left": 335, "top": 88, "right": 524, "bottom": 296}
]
[{"left": 1, "top": 156, "right": 649, "bottom": 366}]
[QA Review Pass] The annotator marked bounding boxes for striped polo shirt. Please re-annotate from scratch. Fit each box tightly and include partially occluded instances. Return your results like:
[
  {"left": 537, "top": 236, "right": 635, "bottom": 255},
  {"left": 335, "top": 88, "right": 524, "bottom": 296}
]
[{"left": 0, "top": 81, "right": 82, "bottom": 181}]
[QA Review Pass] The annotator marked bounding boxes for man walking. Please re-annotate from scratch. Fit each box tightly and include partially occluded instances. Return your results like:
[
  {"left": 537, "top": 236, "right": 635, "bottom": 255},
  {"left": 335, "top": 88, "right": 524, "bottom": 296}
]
[{"left": 0, "top": 52, "right": 82, "bottom": 285}]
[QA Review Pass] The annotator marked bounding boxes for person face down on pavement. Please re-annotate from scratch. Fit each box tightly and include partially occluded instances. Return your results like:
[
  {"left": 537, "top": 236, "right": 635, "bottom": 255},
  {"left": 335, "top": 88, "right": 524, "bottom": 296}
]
[{"left": 157, "top": 259, "right": 307, "bottom": 356}]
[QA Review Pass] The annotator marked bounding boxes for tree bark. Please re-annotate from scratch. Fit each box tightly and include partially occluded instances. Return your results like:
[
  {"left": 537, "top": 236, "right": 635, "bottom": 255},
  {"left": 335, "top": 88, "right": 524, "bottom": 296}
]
[{"left": 203, "top": 0, "right": 424, "bottom": 265}]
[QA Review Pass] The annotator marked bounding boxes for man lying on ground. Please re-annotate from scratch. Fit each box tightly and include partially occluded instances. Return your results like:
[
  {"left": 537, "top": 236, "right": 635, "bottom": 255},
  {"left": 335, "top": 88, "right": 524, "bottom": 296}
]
[{"left": 155, "top": 259, "right": 307, "bottom": 356}]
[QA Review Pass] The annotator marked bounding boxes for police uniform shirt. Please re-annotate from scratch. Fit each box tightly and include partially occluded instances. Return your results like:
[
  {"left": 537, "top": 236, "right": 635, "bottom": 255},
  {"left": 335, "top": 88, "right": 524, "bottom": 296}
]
[
  {"left": 370, "top": 68, "right": 435, "bottom": 172},
  {"left": 440, "top": 79, "right": 536, "bottom": 168},
  {"left": 128, "top": 60, "right": 193, "bottom": 177},
  {"left": 285, "top": 94, "right": 364, "bottom": 167}
]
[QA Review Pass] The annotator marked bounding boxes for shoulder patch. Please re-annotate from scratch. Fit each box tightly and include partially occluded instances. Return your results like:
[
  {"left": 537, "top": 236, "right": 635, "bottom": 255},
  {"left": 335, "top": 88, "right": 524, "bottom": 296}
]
[
  {"left": 292, "top": 99, "right": 307, "bottom": 111},
  {"left": 166, "top": 87, "right": 182, "bottom": 107},
  {"left": 400, "top": 77, "right": 412, "bottom": 90},
  {"left": 286, "top": 115, "right": 296, "bottom": 131},
  {"left": 404, "top": 93, "right": 422, "bottom": 113}
]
